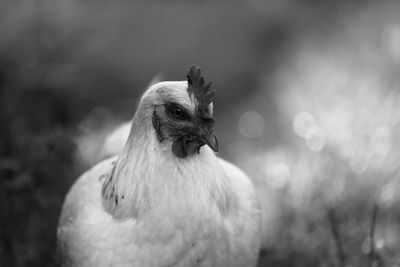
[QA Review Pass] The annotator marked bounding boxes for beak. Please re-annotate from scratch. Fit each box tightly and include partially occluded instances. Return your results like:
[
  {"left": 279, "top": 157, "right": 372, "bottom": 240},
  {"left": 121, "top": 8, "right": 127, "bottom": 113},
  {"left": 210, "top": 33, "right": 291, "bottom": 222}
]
[{"left": 201, "top": 132, "right": 218, "bottom": 152}]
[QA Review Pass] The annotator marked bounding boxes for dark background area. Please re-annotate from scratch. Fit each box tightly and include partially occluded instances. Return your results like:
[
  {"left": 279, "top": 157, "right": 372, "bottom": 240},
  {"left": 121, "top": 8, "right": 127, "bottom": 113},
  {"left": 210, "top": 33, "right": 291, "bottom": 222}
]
[{"left": 1, "top": 0, "right": 400, "bottom": 266}]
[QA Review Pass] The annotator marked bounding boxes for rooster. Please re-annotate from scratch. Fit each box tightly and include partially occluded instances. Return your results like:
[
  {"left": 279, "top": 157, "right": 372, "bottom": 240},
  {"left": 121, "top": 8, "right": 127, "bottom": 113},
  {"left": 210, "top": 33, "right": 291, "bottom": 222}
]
[{"left": 57, "top": 66, "right": 262, "bottom": 267}]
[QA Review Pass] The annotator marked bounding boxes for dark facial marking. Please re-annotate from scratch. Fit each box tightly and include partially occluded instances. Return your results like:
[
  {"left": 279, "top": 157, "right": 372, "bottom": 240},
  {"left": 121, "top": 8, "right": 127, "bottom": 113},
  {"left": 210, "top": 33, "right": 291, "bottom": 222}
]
[
  {"left": 152, "top": 103, "right": 194, "bottom": 144},
  {"left": 152, "top": 102, "right": 217, "bottom": 158},
  {"left": 164, "top": 102, "right": 191, "bottom": 121},
  {"left": 152, "top": 111, "right": 165, "bottom": 142}
]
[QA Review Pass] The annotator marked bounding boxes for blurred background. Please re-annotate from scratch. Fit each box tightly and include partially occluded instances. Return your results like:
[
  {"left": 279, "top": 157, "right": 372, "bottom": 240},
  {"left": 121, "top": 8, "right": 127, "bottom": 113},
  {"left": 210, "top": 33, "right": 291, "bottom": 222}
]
[{"left": 1, "top": 0, "right": 400, "bottom": 266}]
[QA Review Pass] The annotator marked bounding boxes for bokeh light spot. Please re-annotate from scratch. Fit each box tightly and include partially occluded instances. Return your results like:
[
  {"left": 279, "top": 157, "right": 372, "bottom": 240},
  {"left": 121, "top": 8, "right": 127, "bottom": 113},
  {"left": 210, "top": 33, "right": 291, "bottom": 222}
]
[
  {"left": 264, "top": 162, "right": 290, "bottom": 189},
  {"left": 375, "top": 239, "right": 385, "bottom": 250},
  {"left": 379, "top": 181, "right": 396, "bottom": 207},
  {"left": 293, "top": 112, "right": 316, "bottom": 138},
  {"left": 238, "top": 111, "right": 265, "bottom": 139},
  {"left": 305, "top": 126, "right": 326, "bottom": 152}
]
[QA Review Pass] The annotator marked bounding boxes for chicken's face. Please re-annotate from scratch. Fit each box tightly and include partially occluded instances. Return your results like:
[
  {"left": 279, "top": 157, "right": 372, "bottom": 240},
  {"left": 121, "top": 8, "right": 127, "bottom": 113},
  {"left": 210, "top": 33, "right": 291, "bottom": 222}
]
[{"left": 147, "top": 66, "right": 218, "bottom": 158}]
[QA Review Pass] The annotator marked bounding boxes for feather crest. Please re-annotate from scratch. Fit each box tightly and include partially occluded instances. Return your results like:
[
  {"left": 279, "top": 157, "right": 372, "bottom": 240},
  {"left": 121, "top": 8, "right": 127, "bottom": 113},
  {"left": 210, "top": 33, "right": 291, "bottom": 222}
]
[{"left": 186, "top": 65, "right": 215, "bottom": 110}]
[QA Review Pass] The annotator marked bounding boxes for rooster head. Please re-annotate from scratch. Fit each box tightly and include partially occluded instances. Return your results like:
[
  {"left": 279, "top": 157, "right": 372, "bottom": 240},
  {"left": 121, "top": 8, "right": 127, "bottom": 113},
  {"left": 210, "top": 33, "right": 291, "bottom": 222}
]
[{"left": 140, "top": 66, "right": 218, "bottom": 158}]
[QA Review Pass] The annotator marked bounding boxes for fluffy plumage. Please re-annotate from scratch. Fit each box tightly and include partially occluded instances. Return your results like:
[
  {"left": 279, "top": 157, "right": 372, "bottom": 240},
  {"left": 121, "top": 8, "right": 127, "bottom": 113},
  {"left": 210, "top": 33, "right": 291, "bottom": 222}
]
[{"left": 57, "top": 67, "right": 262, "bottom": 267}]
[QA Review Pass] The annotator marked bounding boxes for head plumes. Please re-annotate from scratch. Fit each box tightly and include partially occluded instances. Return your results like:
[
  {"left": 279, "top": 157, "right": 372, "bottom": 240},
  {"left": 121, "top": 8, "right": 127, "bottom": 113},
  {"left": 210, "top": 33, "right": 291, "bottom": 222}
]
[{"left": 186, "top": 66, "right": 215, "bottom": 111}]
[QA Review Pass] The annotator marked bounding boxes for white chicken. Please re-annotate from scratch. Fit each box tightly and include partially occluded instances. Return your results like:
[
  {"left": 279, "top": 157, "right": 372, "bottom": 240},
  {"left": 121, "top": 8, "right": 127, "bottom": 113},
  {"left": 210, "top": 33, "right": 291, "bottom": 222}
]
[{"left": 57, "top": 66, "right": 262, "bottom": 267}]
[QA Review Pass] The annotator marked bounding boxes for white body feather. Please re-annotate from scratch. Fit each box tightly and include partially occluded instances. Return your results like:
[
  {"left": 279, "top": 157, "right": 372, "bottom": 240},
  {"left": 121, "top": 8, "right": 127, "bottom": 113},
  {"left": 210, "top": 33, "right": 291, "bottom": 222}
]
[{"left": 58, "top": 80, "right": 262, "bottom": 267}]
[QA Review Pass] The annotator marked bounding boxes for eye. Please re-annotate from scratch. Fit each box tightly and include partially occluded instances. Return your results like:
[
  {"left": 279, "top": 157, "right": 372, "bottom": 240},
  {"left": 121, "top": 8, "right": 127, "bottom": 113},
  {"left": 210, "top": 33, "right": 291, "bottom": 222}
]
[
  {"left": 165, "top": 103, "right": 189, "bottom": 120},
  {"left": 172, "top": 107, "right": 184, "bottom": 119}
]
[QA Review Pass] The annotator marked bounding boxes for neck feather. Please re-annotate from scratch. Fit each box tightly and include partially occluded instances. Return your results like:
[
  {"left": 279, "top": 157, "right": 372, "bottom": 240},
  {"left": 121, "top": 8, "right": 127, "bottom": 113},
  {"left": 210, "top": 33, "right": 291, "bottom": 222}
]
[{"left": 101, "top": 104, "right": 231, "bottom": 220}]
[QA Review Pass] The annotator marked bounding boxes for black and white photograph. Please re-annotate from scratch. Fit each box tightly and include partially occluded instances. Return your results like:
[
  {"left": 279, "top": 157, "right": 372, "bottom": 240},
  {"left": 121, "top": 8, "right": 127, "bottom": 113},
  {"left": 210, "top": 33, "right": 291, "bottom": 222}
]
[{"left": 1, "top": 0, "right": 400, "bottom": 266}]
